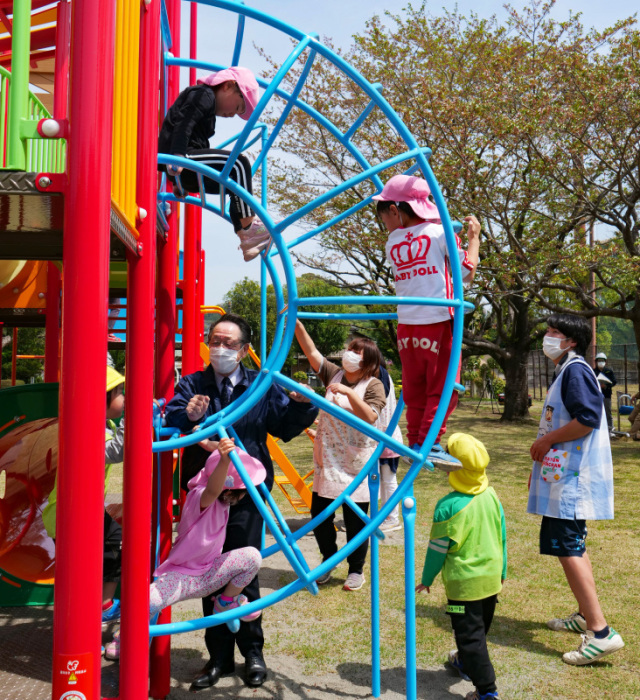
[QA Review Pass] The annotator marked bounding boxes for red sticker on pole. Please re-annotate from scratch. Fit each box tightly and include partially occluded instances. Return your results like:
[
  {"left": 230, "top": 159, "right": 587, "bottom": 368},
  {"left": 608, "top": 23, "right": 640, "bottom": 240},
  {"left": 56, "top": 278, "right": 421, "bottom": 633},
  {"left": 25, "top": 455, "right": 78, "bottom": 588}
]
[{"left": 52, "top": 652, "right": 93, "bottom": 700}]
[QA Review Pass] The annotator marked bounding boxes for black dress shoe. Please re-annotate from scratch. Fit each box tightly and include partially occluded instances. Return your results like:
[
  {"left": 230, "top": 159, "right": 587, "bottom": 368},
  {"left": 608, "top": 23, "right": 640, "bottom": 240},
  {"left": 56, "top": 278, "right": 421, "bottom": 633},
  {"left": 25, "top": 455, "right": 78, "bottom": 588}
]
[
  {"left": 244, "top": 653, "right": 267, "bottom": 688},
  {"left": 189, "top": 659, "right": 235, "bottom": 691}
]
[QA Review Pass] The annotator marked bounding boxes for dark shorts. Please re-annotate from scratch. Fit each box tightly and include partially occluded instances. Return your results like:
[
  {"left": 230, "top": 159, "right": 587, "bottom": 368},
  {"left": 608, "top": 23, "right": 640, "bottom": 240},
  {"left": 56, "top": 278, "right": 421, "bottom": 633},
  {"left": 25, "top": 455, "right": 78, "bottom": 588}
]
[{"left": 540, "top": 515, "right": 587, "bottom": 557}]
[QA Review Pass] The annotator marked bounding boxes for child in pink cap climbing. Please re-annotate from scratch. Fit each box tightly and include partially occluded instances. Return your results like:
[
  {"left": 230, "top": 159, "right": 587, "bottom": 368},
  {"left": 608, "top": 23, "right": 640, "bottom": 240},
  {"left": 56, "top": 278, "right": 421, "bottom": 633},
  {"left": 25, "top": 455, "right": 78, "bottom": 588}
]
[
  {"left": 158, "top": 66, "right": 271, "bottom": 261},
  {"left": 374, "top": 174, "right": 480, "bottom": 468},
  {"left": 104, "top": 437, "right": 265, "bottom": 660}
]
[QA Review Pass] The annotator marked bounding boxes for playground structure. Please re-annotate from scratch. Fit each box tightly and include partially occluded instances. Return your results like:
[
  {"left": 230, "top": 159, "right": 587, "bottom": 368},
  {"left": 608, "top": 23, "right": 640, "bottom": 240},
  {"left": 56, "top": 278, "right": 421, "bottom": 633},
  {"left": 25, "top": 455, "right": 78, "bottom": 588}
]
[{"left": 0, "top": 2, "right": 470, "bottom": 700}]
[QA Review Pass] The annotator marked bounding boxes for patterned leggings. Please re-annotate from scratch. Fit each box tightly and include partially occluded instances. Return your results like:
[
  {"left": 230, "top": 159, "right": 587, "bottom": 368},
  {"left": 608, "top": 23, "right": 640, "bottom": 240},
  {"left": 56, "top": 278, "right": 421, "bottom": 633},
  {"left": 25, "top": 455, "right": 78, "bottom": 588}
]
[{"left": 149, "top": 546, "right": 261, "bottom": 616}]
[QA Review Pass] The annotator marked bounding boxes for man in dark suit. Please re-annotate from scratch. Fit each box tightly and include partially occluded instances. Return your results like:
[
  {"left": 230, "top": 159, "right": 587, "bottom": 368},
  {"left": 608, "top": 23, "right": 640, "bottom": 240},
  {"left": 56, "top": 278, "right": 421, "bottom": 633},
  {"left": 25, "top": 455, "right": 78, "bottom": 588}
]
[{"left": 165, "top": 313, "right": 317, "bottom": 690}]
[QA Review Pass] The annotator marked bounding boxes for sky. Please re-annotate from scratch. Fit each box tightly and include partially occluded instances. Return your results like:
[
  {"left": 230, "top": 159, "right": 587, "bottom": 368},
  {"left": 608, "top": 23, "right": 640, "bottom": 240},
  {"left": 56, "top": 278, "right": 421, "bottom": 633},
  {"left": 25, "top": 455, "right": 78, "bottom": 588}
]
[{"left": 176, "top": 1, "right": 638, "bottom": 305}]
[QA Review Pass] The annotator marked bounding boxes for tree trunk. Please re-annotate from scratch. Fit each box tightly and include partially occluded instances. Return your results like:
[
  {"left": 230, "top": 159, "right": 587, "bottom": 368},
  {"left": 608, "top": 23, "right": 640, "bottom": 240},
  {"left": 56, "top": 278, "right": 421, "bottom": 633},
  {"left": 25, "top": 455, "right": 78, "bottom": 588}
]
[
  {"left": 501, "top": 350, "right": 531, "bottom": 421},
  {"left": 631, "top": 313, "right": 640, "bottom": 386}
]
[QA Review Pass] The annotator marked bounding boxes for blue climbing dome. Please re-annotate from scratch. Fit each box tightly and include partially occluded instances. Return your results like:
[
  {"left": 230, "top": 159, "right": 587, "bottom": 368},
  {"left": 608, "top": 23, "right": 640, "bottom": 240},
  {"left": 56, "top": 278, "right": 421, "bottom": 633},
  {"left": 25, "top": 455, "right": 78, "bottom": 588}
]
[{"left": 154, "top": 3, "right": 471, "bottom": 698}]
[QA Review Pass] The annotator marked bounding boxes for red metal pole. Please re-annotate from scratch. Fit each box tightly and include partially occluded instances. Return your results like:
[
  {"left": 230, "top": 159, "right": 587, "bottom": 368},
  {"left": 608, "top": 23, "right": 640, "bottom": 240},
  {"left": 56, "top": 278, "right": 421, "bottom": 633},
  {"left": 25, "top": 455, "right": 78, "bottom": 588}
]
[
  {"left": 181, "top": 1, "right": 201, "bottom": 375},
  {"left": 11, "top": 327, "right": 17, "bottom": 386},
  {"left": 118, "top": 0, "right": 160, "bottom": 696},
  {"left": 148, "top": 0, "right": 180, "bottom": 695},
  {"left": 44, "top": 262, "right": 61, "bottom": 383},
  {"left": 150, "top": 237, "right": 177, "bottom": 700},
  {"left": 53, "top": 0, "right": 70, "bottom": 120},
  {"left": 182, "top": 204, "right": 198, "bottom": 375},
  {"left": 149, "top": 64, "right": 178, "bottom": 700},
  {"left": 52, "top": 0, "right": 115, "bottom": 697},
  {"left": 199, "top": 248, "right": 205, "bottom": 347}
]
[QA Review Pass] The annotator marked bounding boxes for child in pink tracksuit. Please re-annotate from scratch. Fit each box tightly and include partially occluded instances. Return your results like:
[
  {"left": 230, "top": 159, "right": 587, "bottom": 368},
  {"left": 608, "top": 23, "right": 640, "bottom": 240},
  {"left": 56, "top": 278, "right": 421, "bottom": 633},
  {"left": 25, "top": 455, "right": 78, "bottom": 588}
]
[
  {"left": 374, "top": 174, "right": 480, "bottom": 468},
  {"left": 105, "top": 438, "right": 264, "bottom": 660}
]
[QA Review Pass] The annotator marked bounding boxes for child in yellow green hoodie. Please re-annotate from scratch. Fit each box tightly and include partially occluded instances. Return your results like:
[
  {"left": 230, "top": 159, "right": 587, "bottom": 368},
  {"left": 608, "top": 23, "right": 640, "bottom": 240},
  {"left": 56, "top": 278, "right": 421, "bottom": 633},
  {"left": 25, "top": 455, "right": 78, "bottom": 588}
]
[{"left": 416, "top": 433, "right": 506, "bottom": 700}]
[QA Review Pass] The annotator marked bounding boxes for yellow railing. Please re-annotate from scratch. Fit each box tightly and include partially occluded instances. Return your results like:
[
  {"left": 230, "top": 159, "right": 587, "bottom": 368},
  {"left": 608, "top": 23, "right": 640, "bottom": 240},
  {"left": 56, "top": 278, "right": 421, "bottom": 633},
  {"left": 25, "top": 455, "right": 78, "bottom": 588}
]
[{"left": 111, "top": 0, "right": 141, "bottom": 233}]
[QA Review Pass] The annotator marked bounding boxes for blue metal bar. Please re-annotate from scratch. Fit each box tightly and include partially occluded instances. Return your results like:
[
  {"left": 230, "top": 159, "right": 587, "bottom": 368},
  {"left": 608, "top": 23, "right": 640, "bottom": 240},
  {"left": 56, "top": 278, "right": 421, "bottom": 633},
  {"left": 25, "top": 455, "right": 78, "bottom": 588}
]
[
  {"left": 219, "top": 36, "right": 312, "bottom": 184},
  {"left": 272, "top": 371, "right": 417, "bottom": 460},
  {"left": 231, "top": 4, "right": 245, "bottom": 66},
  {"left": 261, "top": 390, "right": 409, "bottom": 560},
  {"left": 214, "top": 122, "right": 267, "bottom": 150},
  {"left": 260, "top": 264, "right": 267, "bottom": 364},
  {"left": 252, "top": 49, "right": 317, "bottom": 175},
  {"left": 403, "top": 491, "right": 418, "bottom": 700},
  {"left": 160, "top": 0, "right": 172, "bottom": 50},
  {"left": 343, "top": 494, "right": 384, "bottom": 541},
  {"left": 223, "top": 432, "right": 316, "bottom": 595},
  {"left": 298, "top": 311, "right": 398, "bottom": 321},
  {"left": 164, "top": 54, "right": 387, "bottom": 199},
  {"left": 344, "top": 86, "right": 383, "bottom": 142},
  {"left": 295, "top": 295, "right": 461, "bottom": 309},
  {"left": 260, "top": 122, "right": 268, "bottom": 209},
  {"left": 275, "top": 147, "right": 432, "bottom": 235},
  {"left": 216, "top": 426, "right": 316, "bottom": 592},
  {"left": 369, "top": 467, "right": 381, "bottom": 698}
]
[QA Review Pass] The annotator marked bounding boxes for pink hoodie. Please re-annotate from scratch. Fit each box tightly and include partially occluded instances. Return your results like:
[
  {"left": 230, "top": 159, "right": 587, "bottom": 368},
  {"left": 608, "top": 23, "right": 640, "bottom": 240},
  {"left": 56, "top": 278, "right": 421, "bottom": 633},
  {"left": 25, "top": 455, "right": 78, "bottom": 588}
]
[{"left": 153, "top": 448, "right": 266, "bottom": 577}]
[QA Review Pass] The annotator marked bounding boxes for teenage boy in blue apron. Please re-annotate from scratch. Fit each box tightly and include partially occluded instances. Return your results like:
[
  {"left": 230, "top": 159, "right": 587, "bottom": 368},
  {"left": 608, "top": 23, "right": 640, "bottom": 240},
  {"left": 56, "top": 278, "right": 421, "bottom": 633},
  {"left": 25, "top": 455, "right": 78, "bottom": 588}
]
[{"left": 528, "top": 313, "right": 624, "bottom": 665}]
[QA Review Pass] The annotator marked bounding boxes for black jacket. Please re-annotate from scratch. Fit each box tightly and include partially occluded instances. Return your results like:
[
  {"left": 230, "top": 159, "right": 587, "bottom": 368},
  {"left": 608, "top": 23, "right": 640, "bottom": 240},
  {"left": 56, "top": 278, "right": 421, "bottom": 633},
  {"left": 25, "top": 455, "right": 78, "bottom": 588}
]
[{"left": 158, "top": 84, "right": 217, "bottom": 159}]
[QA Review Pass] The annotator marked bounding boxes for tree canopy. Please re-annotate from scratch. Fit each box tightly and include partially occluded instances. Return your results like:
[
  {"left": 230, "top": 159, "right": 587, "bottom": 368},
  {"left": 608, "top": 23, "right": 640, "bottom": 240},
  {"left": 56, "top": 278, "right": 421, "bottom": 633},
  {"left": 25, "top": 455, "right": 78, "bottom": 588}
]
[{"left": 260, "top": 0, "right": 640, "bottom": 419}]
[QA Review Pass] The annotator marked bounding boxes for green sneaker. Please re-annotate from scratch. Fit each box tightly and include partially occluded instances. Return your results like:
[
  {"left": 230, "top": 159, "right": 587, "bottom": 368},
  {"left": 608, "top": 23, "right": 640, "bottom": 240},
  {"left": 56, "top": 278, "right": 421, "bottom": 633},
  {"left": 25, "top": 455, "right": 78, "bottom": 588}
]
[{"left": 562, "top": 628, "right": 624, "bottom": 665}]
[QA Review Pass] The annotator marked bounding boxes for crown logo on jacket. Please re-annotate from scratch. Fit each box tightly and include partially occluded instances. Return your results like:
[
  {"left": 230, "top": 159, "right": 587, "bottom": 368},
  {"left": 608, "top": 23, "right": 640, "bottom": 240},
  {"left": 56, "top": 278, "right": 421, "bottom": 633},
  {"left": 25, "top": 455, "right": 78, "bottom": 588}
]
[{"left": 389, "top": 234, "right": 431, "bottom": 270}]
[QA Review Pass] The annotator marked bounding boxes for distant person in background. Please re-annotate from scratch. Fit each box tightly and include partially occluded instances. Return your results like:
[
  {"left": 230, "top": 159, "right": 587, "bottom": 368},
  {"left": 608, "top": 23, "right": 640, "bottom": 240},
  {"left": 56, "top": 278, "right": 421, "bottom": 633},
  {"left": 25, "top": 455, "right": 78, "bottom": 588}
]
[{"left": 593, "top": 352, "right": 616, "bottom": 435}]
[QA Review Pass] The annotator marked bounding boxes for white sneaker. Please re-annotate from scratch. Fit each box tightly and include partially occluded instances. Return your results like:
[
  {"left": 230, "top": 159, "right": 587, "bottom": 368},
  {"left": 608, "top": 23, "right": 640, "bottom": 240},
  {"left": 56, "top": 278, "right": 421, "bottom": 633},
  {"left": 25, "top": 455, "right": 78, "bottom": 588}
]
[
  {"left": 379, "top": 519, "right": 402, "bottom": 533},
  {"left": 237, "top": 220, "right": 269, "bottom": 244},
  {"left": 342, "top": 573, "right": 365, "bottom": 591},
  {"left": 547, "top": 611, "right": 587, "bottom": 633},
  {"left": 241, "top": 237, "right": 271, "bottom": 261},
  {"left": 562, "top": 628, "right": 624, "bottom": 665}
]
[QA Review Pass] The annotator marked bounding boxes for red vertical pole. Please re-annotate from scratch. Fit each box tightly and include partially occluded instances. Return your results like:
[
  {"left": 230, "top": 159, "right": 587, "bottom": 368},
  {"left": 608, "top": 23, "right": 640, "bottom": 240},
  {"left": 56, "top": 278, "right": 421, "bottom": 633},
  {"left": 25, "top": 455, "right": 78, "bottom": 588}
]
[
  {"left": 181, "top": 2, "right": 201, "bottom": 375},
  {"left": 52, "top": 0, "right": 115, "bottom": 698},
  {"left": 118, "top": 0, "right": 160, "bottom": 697},
  {"left": 182, "top": 205, "right": 198, "bottom": 374},
  {"left": 199, "top": 248, "right": 205, "bottom": 347},
  {"left": 150, "top": 232, "right": 177, "bottom": 700},
  {"left": 53, "top": 0, "right": 70, "bottom": 120},
  {"left": 149, "top": 1, "right": 178, "bottom": 696},
  {"left": 149, "top": 32, "right": 178, "bottom": 700},
  {"left": 11, "top": 327, "right": 17, "bottom": 386},
  {"left": 45, "top": 263, "right": 61, "bottom": 383}
]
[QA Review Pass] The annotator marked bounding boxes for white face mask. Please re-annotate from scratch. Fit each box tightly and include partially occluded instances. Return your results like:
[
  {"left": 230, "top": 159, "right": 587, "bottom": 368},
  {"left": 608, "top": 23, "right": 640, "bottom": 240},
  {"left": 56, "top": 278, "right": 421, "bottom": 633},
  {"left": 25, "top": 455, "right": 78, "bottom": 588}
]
[
  {"left": 210, "top": 346, "right": 241, "bottom": 375},
  {"left": 342, "top": 350, "right": 363, "bottom": 373},
  {"left": 596, "top": 361, "right": 605, "bottom": 368},
  {"left": 542, "top": 336, "right": 567, "bottom": 361}
]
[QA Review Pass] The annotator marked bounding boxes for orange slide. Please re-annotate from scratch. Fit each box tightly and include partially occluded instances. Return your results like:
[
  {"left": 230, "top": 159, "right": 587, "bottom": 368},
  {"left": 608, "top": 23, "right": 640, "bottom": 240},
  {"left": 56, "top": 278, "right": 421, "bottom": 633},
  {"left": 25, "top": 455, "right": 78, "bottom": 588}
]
[{"left": 0, "top": 384, "right": 59, "bottom": 605}]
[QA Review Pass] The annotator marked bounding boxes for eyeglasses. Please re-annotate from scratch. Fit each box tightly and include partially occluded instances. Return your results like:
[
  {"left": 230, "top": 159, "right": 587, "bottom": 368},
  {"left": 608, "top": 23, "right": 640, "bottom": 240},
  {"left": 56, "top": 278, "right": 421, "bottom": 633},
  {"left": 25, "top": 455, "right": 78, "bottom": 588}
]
[{"left": 209, "top": 338, "right": 244, "bottom": 350}]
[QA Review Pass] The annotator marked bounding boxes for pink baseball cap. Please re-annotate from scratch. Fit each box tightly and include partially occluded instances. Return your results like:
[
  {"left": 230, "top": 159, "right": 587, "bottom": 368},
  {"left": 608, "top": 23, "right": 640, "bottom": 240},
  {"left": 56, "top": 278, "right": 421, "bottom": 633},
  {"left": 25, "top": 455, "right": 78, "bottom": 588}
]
[
  {"left": 188, "top": 447, "right": 267, "bottom": 491},
  {"left": 372, "top": 174, "right": 440, "bottom": 221},
  {"left": 197, "top": 66, "right": 260, "bottom": 121}
]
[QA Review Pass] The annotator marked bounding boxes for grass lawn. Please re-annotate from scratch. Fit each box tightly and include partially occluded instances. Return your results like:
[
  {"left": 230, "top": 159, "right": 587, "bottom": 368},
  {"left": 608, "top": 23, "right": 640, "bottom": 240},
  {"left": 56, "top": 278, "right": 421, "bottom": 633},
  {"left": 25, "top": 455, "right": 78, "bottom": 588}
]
[{"left": 271, "top": 398, "right": 640, "bottom": 699}]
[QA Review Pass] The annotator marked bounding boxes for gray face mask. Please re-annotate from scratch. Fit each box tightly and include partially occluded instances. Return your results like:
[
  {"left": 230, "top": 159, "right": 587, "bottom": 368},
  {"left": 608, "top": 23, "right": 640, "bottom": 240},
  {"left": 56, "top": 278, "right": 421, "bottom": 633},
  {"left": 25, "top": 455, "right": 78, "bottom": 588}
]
[{"left": 209, "top": 346, "right": 240, "bottom": 375}]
